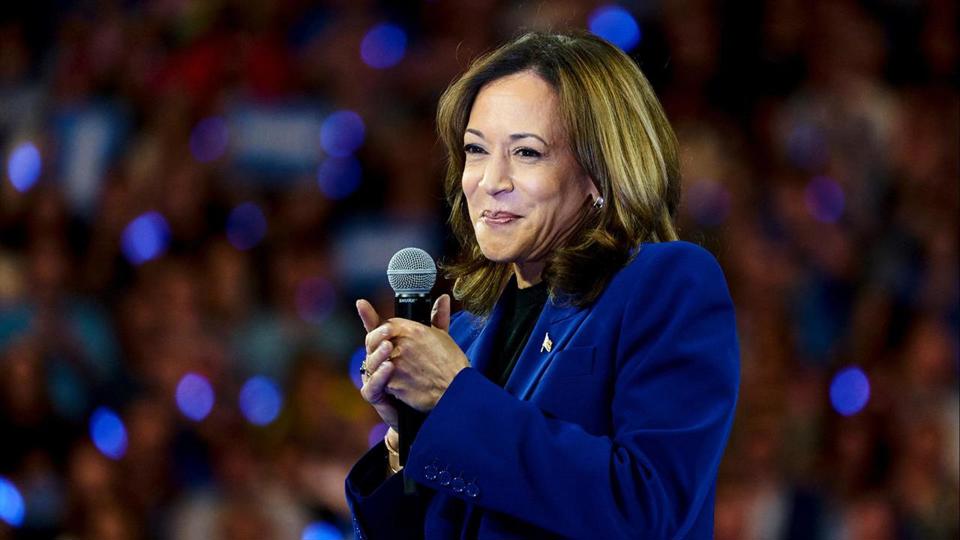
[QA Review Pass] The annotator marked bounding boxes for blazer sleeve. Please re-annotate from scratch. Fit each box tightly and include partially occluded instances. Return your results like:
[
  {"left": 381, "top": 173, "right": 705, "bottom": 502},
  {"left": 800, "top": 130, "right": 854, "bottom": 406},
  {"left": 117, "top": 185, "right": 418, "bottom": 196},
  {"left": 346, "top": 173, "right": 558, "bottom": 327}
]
[
  {"left": 344, "top": 442, "right": 430, "bottom": 540},
  {"left": 344, "top": 310, "right": 474, "bottom": 539},
  {"left": 403, "top": 244, "right": 740, "bottom": 539}
]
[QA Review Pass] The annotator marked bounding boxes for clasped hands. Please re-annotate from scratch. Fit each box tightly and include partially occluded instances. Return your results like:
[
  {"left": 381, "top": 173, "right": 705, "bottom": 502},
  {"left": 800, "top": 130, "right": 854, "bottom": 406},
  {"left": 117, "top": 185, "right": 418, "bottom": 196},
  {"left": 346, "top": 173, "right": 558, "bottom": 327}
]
[{"left": 356, "top": 294, "right": 470, "bottom": 433}]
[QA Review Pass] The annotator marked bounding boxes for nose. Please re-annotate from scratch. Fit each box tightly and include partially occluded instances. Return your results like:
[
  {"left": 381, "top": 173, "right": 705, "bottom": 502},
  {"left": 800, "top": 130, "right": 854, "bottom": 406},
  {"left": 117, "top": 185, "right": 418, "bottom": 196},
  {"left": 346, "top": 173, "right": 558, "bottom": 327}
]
[{"left": 478, "top": 152, "right": 513, "bottom": 196}]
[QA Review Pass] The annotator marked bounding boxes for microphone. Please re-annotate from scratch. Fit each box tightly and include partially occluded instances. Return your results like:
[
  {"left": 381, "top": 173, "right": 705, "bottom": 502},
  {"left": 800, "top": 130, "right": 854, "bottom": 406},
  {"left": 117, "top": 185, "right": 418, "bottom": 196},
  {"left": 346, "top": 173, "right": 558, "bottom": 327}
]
[{"left": 386, "top": 247, "right": 436, "bottom": 494}]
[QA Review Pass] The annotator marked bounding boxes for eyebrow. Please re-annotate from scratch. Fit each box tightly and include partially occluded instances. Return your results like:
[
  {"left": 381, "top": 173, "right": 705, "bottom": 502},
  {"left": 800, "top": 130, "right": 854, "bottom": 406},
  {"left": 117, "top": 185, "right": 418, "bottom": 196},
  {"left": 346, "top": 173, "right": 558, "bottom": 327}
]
[{"left": 465, "top": 128, "right": 549, "bottom": 146}]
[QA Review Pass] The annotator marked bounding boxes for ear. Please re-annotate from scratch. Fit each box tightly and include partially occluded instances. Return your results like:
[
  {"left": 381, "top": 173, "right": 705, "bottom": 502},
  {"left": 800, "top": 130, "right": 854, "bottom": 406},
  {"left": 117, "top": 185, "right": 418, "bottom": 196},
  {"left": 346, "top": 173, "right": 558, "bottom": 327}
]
[{"left": 585, "top": 175, "right": 601, "bottom": 200}]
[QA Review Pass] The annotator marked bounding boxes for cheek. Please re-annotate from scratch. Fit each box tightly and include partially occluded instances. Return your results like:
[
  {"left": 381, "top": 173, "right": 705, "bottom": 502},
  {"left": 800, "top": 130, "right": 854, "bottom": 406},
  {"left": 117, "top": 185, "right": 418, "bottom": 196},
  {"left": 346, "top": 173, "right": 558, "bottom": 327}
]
[
  {"left": 529, "top": 175, "right": 587, "bottom": 226},
  {"left": 460, "top": 177, "right": 477, "bottom": 221},
  {"left": 461, "top": 160, "right": 485, "bottom": 190},
  {"left": 519, "top": 174, "right": 570, "bottom": 214},
  {"left": 461, "top": 172, "right": 475, "bottom": 198}
]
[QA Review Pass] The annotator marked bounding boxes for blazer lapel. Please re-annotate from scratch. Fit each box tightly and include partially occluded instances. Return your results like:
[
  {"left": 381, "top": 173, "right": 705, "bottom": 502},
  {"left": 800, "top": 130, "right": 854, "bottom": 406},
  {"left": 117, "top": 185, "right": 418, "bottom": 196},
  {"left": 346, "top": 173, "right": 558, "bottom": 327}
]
[
  {"left": 505, "top": 299, "right": 591, "bottom": 400},
  {"left": 462, "top": 295, "right": 509, "bottom": 376}
]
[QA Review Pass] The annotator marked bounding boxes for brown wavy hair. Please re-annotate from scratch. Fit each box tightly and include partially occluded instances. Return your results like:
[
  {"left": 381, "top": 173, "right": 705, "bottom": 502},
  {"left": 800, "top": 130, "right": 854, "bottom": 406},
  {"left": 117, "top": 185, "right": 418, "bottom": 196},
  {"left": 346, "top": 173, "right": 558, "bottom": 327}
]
[{"left": 438, "top": 31, "right": 680, "bottom": 315}]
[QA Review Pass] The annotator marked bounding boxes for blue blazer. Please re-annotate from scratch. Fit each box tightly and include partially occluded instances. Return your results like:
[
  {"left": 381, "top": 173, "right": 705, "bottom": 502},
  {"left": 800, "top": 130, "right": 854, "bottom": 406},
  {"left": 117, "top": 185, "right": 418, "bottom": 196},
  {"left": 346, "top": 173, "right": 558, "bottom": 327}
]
[{"left": 346, "top": 241, "right": 740, "bottom": 539}]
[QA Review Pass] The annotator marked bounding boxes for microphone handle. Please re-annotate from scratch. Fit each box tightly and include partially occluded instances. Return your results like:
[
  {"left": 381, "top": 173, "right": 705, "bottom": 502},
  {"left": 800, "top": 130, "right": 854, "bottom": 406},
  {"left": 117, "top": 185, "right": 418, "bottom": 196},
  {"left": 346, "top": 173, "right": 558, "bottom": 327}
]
[{"left": 394, "top": 292, "right": 431, "bottom": 495}]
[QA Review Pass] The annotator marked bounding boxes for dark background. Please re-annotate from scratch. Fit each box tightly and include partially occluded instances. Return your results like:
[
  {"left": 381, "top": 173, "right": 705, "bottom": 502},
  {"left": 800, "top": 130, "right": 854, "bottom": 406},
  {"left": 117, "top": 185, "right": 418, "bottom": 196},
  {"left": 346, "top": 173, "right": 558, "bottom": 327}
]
[{"left": 0, "top": 1, "right": 957, "bottom": 539}]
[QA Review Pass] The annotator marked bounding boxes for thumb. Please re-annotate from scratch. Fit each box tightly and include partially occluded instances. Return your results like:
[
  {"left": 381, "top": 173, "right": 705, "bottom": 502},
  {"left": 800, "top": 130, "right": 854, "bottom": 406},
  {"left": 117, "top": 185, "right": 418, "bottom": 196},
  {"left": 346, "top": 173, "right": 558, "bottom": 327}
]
[
  {"left": 356, "top": 299, "right": 381, "bottom": 333},
  {"left": 431, "top": 294, "right": 451, "bottom": 331}
]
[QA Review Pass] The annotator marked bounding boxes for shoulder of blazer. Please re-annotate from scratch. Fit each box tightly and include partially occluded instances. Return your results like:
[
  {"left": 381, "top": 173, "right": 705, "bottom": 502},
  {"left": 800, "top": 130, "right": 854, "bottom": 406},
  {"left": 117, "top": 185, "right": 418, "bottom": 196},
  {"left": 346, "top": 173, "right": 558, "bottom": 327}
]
[
  {"left": 447, "top": 242, "right": 728, "bottom": 341},
  {"left": 611, "top": 240, "right": 728, "bottom": 294},
  {"left": 592, "top": 240, "right": 732, "bottom": 326}
]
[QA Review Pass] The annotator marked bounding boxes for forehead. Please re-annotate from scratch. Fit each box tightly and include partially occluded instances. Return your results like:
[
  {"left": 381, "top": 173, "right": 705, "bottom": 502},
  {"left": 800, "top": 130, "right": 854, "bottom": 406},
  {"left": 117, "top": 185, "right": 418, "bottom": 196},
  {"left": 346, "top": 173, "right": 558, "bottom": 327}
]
[{"left": 467, "top": 71, "right": 562, "bottom": 136}]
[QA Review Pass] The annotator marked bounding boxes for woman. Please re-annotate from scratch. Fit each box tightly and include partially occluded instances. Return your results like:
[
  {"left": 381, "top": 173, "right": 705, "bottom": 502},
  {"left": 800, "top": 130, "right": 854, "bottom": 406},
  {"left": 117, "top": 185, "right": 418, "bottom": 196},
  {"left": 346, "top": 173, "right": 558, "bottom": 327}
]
[{"left": 347, "top": 31, "right": 739, "bottom": 539}]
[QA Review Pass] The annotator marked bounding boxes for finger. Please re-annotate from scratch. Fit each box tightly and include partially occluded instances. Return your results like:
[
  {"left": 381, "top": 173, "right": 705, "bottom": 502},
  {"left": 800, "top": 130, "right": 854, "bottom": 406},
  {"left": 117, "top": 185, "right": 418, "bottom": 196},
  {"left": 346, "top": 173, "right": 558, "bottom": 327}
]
[
  {"left": 361, "top": 360, "right": 395, "bottom": 404},
  {"left": 356, "top": 299, "right": 381, "bottom": 333},
  {"left": 384, "top": 376, "right": 406, "bottom": 402},
  {"left": 385, "top": 318, "right": 425, "bottom": 339},
  {"left": 363, "top": 340, "right": 393, "bottom": 378},
  {"left": 431, "top": 294, "right": 451, "bottom": 331},
  {"left": 364, "top": 321, "right": 398, "bottom": 354}
]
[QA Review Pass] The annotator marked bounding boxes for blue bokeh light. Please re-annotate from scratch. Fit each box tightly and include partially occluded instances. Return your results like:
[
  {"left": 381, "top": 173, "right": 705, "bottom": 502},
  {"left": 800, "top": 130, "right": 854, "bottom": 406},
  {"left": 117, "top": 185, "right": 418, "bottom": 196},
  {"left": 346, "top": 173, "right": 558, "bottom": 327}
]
[
  {"left": 175, "top": 373, "right": 215, "bottom": 422},
  {"left": 295, "top": 276, "right": 337, "bottom": 324},
  {"left": 226, "top": 202, "right": 268, "bottom": 251},
  {"left": 804, "top": 176, "right": 845, "bottom": 224},
  {"left": 239, "top": 376, "right": 283, "bottom": 426},
  {"left": 0, "top": 476, "right": 25, "bottom": 527},
  {"left": 320, "top": 110, "right": 366, "bottom": 157},
  {"left": 368, "top": 422, "right": 389, "bottom": 448},
  {"left": 7, "top": 142, "right": 42, "bottom": 192},
  {"left": 189, "top": 116, "right": 229, "bottom": 163},
  {"left": 361, "top": 23, "right": 407, "bottom": 68},
  {"left": 121, "top": 211, "right": 171, "bottom": 265},
  {"left": 317, "top": 156, "right": 362, "bottom": 200},
  {"left": 349, "top": 346, "right": 366, "bottom": 390},
  {"left": 830, "top": 367, "right": 871, "bottom": 416},
  {"left": 589, "top": 6, "right": 642, "bottom": 52},
  {"left": 89, "top": 407, "right": 128, "bottom": 460},
  {"left": 302, "top": 521, "right": 342, "bottom": 540}
]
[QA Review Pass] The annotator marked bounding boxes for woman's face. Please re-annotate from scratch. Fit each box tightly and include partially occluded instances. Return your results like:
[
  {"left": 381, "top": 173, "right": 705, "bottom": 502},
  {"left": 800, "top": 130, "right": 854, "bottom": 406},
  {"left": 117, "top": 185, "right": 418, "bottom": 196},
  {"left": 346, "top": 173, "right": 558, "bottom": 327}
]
[{"left": 462, "top": 71, "right": 597, "bottom": 271}]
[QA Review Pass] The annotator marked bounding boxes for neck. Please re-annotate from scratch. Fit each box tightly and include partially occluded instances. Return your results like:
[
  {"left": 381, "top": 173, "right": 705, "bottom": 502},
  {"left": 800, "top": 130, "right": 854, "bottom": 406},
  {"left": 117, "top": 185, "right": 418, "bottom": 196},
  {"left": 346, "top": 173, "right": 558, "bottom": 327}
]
[{"left": 512, "top": 260, "right": 545, "bottom": 289}]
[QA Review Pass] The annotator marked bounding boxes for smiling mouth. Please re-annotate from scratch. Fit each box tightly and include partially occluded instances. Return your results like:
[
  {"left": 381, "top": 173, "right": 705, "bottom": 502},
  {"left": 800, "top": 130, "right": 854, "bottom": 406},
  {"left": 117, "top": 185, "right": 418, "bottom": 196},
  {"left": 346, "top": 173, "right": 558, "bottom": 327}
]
[{"left": 479, "top": 210, "right": 521, "bottom": 225}]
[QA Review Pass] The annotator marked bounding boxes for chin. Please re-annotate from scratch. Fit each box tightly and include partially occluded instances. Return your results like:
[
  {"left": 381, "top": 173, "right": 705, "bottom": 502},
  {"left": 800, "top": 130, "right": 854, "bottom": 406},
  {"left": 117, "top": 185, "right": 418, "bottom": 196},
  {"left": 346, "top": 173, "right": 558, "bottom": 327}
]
[
  {"left": 478, "top": 248, "right": 513, "bottom": 264},
  {"left": 476, "top": 239, "right": 519, "bottom": 264}
]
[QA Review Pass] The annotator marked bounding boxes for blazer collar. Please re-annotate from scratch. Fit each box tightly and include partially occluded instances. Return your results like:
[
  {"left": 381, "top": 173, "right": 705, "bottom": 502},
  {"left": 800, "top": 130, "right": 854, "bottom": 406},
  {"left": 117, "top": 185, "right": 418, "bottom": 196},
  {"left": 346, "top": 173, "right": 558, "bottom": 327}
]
[{"left": 465, "top": 292, "right": 589, "bottom": 399}]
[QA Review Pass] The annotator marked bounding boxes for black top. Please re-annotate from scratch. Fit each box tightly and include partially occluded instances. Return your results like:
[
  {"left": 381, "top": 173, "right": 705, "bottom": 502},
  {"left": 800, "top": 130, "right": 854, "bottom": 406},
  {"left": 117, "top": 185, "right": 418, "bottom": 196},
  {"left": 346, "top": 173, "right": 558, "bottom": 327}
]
[{"left": 485, "top": 278, "right": 549, "bottom": 387}]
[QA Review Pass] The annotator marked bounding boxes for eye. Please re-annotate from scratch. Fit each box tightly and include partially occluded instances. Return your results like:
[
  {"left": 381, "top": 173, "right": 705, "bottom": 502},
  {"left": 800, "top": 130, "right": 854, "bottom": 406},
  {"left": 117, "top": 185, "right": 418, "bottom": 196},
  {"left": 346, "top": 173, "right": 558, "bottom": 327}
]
[
  {"left": 514, "top": 147, "right": 542, "bottom": 158},
  {"left": 464, "top": 144, "right": 487, "bottom": 155}
]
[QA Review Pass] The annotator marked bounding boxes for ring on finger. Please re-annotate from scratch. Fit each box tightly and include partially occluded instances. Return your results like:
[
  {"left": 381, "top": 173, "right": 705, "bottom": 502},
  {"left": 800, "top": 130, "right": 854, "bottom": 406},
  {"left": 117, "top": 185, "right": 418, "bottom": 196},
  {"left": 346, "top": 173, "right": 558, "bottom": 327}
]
[{"left": 361, "top": 341, "right": 392, "bottom": 378}]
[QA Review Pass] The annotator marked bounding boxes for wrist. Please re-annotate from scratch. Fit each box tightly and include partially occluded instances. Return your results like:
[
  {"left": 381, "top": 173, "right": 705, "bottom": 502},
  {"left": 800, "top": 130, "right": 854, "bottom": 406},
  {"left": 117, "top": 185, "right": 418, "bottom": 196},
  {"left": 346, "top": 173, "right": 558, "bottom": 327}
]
[
  {"left": 384, "top": 429, "right": 402, "bottom": 475},
  {"left": 385, "top": 428, "right": 399, "bottom": 451}
]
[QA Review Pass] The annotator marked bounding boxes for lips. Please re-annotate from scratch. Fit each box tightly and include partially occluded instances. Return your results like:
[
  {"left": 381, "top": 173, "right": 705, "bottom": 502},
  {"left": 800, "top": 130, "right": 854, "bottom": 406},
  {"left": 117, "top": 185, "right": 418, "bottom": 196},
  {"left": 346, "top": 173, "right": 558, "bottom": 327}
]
[{"left": 480, "top": 210, "right": 521, "bottom": 224}]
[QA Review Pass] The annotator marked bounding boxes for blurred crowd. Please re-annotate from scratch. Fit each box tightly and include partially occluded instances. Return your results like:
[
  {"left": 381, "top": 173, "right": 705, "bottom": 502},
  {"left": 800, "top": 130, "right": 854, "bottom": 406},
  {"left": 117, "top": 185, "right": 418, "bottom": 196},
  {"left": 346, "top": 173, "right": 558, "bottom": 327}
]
[{"left": 0, "top": 1, "right": 957, "bottom": 539}]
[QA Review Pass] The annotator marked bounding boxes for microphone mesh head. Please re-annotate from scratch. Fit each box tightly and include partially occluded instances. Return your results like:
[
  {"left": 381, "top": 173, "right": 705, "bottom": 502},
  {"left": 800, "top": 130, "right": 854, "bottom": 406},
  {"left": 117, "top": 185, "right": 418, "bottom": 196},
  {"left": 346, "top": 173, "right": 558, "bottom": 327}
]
[{"left": 387, "top": 247, "right": 437, "bottom": 293}]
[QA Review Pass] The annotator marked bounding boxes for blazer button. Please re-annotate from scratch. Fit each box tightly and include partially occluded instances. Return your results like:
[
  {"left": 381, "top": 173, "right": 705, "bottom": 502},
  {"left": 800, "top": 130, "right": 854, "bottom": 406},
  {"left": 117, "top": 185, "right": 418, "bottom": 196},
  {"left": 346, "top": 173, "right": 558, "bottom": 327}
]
[
  {"left": 451, "top": 476, "right": 465, "bottom": 493},
  {"left": 438, "top": 470, "right": 452, "bottom": 486},
  {"left": 465, "top": 482, "right": 480, "bottom": 498},
  {"left": 424, "top": 464, "right": 438, "bottom": 481}
]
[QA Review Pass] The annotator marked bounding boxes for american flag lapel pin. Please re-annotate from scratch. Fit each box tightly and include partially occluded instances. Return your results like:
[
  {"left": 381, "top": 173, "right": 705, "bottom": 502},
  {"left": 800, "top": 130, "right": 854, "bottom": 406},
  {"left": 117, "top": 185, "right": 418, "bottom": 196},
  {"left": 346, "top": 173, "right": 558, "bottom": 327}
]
[{"left": 541, "top": 332, "right": 553, "bottom": 353}]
